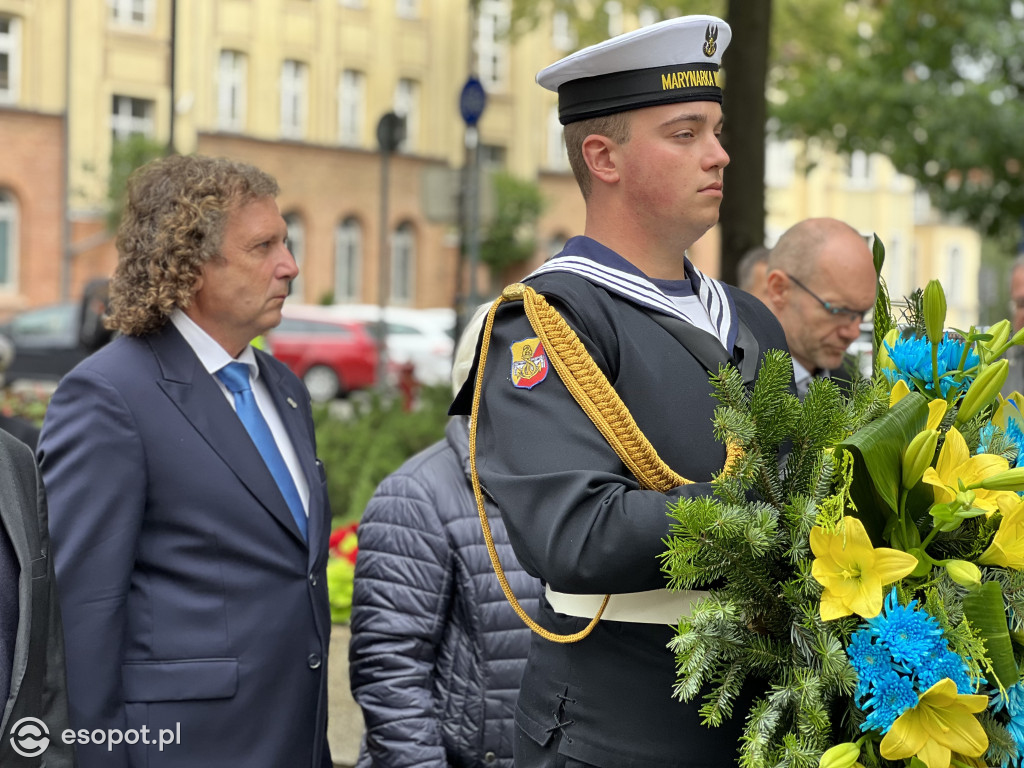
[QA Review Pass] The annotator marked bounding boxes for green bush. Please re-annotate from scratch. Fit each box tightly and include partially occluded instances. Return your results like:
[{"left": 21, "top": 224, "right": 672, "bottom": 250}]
[{"left": 314, "top": 385, "right": 452, "bottom": 525}]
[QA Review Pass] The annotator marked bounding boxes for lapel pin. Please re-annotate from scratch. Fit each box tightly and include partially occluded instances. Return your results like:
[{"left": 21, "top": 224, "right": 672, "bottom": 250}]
[{"left": 287, "top": 397, "right": 298, "bottom": 409}]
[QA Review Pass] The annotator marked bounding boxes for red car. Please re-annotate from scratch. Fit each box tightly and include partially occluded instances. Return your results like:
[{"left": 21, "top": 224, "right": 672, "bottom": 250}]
[{"left": 267, "top": 307, "right": 378, "bottom": 402}]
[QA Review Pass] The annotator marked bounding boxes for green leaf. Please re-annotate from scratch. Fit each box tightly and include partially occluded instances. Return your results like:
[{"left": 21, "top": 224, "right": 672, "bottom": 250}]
[
  {"left": 961, "top": 580, "right": 1019, "bottom": 690},
  {"left": 836, "top": 392, "right": 928, "bottom": 543}
]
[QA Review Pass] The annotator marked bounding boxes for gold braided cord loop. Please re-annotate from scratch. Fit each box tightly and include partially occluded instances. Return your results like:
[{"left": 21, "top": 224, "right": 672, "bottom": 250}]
[{"left": 470, "top": 283, "right": 741, "bottom": 643}]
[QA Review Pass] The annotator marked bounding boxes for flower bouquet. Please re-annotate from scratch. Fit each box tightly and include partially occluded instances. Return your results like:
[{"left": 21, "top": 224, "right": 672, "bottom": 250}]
[{"left": 662, "top": 239, "right": 1024, "bottom": 768}]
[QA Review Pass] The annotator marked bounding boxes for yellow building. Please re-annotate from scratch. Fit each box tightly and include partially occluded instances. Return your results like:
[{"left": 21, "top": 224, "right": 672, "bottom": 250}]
[{"left": 0, "top": 0, "right": 985, "bottom": 331}]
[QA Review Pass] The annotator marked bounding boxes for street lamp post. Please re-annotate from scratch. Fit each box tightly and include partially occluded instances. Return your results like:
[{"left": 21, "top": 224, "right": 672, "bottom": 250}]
[{"left": 375, "top": 112, "right": 406, "bottom": 391}]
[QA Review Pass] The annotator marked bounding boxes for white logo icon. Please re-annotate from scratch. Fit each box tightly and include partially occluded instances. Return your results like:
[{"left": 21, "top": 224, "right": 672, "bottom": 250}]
[{"left": 9, "top": 716, "right": 49, "bottom": 757}]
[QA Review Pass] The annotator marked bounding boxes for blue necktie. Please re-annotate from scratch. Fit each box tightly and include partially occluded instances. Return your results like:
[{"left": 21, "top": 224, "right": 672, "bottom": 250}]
[{"left": 217, "top": 362, "right": 307, "bottom": 541}]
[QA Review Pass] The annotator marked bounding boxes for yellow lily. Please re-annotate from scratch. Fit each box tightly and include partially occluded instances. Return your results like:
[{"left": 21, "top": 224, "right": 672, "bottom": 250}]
[
  {"left": 890, "top": 379, "right": 911, "bottom": 407},
  {"left": 920, "top": 428, "right": 1019, "bottom": 513},
  {"left": 978, "top": 494, "right": 1024, "bottom": 569},
  {"left": 992, "top": 391, "right": 1024, "bottom": 432},
  {"left": 925, "top": 399, "right": 946, "bottom": 431},
  {"left": 810, "top": 516, "right": 918, "bottom": 620},
  {"left": 879, "top": 678, "right": 988, "bottom": 768}
]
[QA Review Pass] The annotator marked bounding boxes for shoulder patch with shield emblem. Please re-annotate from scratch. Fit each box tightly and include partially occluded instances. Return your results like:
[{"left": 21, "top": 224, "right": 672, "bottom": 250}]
[{"left": 510, "top": 337, "right": 549, "bottom": 389}]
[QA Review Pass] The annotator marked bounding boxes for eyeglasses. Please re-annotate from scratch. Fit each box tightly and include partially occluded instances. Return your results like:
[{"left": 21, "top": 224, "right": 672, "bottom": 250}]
[{"left": 785, "top": 273, "right": 869, "bottom": 325}]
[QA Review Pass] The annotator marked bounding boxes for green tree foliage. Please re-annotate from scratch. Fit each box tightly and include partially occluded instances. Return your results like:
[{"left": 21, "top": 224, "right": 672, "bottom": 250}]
[
  {"left": 479, "top": 171, "right": 545, "bottom": 282},
  {"left": 107, "top": 134, "right": 167, "bottom": 232},
  {"left": 771, "top": 0, "right": 1024, "bottom": 243}
]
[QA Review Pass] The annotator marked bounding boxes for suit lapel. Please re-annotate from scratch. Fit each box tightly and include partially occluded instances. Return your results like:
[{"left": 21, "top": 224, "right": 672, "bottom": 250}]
[{"left": 149, "top": 326, "right": 307, "bottom": 545}]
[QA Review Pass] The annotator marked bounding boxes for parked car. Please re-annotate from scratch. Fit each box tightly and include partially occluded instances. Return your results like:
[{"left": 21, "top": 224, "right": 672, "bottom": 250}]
[
  {"left": 318, "top": 304, "right": 455, "bottom": 386},
  {"left": 267, "top": 306, "right": 378, "bottom": 402},
  {"left": 0, "top": 303, "right": 93, "bottom": 387}
]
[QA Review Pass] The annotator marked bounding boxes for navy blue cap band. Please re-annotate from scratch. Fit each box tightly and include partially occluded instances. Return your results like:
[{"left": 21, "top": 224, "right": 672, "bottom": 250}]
[{"left": 557, "top": 62, "right": 722, "bottom": 124}]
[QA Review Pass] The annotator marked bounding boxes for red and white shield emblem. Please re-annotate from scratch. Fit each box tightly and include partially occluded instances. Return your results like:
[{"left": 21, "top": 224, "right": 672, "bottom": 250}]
[{"left": 509, "top": 337, "right": 549, "bottom": 389}]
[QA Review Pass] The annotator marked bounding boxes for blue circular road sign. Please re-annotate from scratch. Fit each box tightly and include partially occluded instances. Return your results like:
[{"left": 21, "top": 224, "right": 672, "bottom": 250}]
[{"left": 459, "top": 77, "right": 487, "bottom": 127}]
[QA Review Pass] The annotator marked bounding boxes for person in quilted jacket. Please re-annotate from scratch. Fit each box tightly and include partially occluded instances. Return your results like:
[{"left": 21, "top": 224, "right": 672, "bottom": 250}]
[{"left": 349, "top": 306, "right": 541, "bottom": 768}]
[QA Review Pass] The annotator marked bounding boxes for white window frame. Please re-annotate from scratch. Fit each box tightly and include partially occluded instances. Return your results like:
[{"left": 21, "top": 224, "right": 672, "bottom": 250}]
[
  {"left": 338, "top": 69, "right": 365, "bottom": 147},
  {"left": 638, "top": 6, "right": 660, "bottom": 27},
  {"left": 546, "top": 106, "right": 568, "bottom": 171},
  {"left": 551, "top": 11, "right": 574, "bottom": 51},
  {"left": 477, "top": 0, "right": 510, "bottom": 92},
  {"left": 280, "top": 59, "right": 308, "bottom": 140},
  {"left": 0, "top": 16, "right": 21, "bottom": 105},
  {"left": 334, "top": 217, "right": 362, "bottom": 302},
  {"left": 394, "top": 78, "right": 419, "bottom": 153},
  {"left": 217, "top": 50, "right": 247, "bottom": 132},
  {"left": 0, "top": 191, "right": 19, "bottom": 291},
  {"left": 111, "top": 95, "right": 155, "bottom": 140},
  {"left": 108, "top": 0, "right": 155, "bottom": 28},
  {"left": 765, "top": 138, "right": 795, "bottom": 188},
  {"left": 284, "top": 212, "right": 305, "bottom": 301},
  {"left": 390, "top": 222, "right": 415, "bottom": 305},
  {"left": 605, "top": 1, "right": 624, "bottom": 38},
  {"left": 847, "top": 149, "right": 873, "bottom": 187},
  {"left": 947, "top": 244, "right": 964, "bottom": 304}
]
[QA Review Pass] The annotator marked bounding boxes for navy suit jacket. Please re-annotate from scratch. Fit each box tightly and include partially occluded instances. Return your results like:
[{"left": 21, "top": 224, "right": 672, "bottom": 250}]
[
  {"left": 0, "top": 429, "right": 74, "bottom": 767},
  {"left": 38, "top": 324, "right": 332, "bottom": 768}
]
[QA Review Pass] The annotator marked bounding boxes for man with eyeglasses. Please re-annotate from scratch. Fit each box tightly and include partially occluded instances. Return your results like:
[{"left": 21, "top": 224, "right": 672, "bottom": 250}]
[{"left": 760, "top": 217, "right": 877, "bottom": 397}]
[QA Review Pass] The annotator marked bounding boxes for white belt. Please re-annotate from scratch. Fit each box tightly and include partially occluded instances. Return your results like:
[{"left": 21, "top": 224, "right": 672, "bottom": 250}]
[{"left": 544, "top": 585, "right": 710, "bottom": 625}]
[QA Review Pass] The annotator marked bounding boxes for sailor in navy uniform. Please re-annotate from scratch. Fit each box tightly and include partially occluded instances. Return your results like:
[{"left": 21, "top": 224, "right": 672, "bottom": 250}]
[{"left": 451, "top": 15, "right": 790, "bottom": 768}]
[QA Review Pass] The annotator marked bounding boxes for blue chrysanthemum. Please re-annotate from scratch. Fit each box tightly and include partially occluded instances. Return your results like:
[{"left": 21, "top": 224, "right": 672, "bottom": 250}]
[
  {"left": 991, "top": 682, "right": 1024, "bottom": 767},
  {"left": 980, "top": 419, "right": 1024, "bottom": 469},
  {"left": 866, "top": 591, "right": 944, "bottom": 665},
  {"left": 883, "top": 335, "right": 977, "bottom": 399},
  {"left": 915, "top": 647, "right": 974, "bottom": 694},
  {"left": 861, "top": 668, "right": 918, "bottom": 734},
  {"left": 848, "top": 630, "right": 891, "bottom": 700}
]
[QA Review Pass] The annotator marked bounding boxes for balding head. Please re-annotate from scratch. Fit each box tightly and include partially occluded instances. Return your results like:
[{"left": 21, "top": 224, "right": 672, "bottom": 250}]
[{"left": 763, "top": 218, "right": 877, "bottom": 373}]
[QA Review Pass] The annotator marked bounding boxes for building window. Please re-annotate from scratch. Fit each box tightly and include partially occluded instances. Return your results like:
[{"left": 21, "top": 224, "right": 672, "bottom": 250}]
[
  {"left": 394, "top": 78, "right": 419, "bottom": 152},
  {"left": 0, "top": 16, "right": 20, "bottom": 105},
  {"left": 111, "top": 95, "right": 155, "bottom": 140},
  {"left": 552, "top": 12, "right": 574, "bottom": 51},
  {"left": 396, "top": 0, "right": 418, "bottom": 18},
  {"left": 390, "top": 222, "right": 415, "bottom": 304},
  {"left": 284, "top": 212, "right": 305, "bottom": 302},
  {"left": 947, "top": 245, "right": 963, "bottom": 303},
  {"left": 0, "top": 191, "right": 17, "bottom": 290},
  {"left": 109, "top": 0, "right": 154, "bottom": 28},
  {"left": 638, "top": 6, "right": 660, "bottom": 26},
  {"left": 885, "top": 235, "right": 902, "bottom": 298},
  {"left": 546, "top": 106, "right": 568, "bottom": 171},
  {"left": 217, "top": 50, "right": 247, "bottom": 132},
  {"left": 334, "top": 217, "right": 362, "bottom": 302},
  {"left": 338, "top": 69, "right": 365, "bottom": 146},
  {"left": 477, "top": 0, "right": 510, "bottom": 92},
  {"left": 847, "top": 150, "right": 873, "bottom": 186},
  {"left": 765, "top": 138, "right": 795, "bottom": 188},
  {"left": 605, "top": 1, "right": 624, "bottom": 37},
  {"left": 280, "top": 59, "right": 308, "bottom": 140}
]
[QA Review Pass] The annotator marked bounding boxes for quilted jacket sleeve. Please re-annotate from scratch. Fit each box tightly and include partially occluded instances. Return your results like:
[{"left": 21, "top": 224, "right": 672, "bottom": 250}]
[{"left": 349, "top": 444, "right": 454, "bottom": 768}]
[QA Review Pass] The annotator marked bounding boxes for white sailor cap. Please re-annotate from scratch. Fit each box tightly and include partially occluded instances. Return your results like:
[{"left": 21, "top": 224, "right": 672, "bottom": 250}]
[{"left": 537, "top": 15, "right": 731, "bottom": 125}]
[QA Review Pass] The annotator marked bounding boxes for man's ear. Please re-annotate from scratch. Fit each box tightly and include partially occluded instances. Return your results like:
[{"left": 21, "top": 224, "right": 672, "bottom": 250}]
[
  {"left": 581, "top": 134, "right": 619, "bottom": 186},
  {"left": 764, "top": 269, "right": 789, "bottom": 311}
]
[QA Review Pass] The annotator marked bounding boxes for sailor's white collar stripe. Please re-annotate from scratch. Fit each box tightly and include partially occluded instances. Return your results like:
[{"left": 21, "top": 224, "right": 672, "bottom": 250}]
[{"left": 525, "top": 256, "right": 735, "bottom": 352}]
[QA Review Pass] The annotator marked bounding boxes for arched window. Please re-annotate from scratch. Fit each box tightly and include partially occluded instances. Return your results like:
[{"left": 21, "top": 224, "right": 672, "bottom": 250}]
[
  {"left": 283, "top": 212, "right": 305, "bottom": 302},
  {"left": 334, "top": 217, "right": 362, "bottom": 302},
  {"left": 0, "top": 190, "right": 18, "bottom": 290},
  {"left": 390, "top": 221, "right": 415, "bottom": 305}
]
